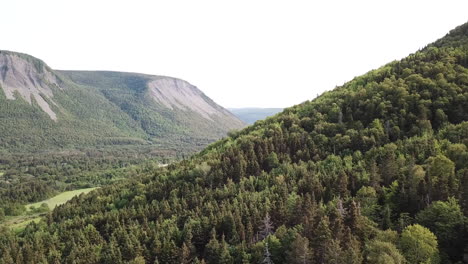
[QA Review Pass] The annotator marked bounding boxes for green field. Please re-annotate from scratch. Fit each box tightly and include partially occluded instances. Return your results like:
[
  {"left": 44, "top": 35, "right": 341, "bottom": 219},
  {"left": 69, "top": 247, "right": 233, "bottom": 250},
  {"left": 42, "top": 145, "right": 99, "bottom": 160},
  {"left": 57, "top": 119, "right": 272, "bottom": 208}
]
[
  {"left": 27, "top": 187, "right": 98, "bottom": 211},
  {"left": 1, "top": 187, "right": 98, "bottom": 232},
  {"left": 8, "top": 217, "right": 42, "bottom": 232}
]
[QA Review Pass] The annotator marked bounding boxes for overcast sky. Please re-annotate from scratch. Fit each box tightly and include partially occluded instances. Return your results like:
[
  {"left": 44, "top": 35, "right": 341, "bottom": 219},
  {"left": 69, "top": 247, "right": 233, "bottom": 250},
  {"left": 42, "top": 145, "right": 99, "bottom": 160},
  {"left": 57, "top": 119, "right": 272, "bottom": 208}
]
[{"left": 2, "top": 0, "right": 467, "bottom": 108}]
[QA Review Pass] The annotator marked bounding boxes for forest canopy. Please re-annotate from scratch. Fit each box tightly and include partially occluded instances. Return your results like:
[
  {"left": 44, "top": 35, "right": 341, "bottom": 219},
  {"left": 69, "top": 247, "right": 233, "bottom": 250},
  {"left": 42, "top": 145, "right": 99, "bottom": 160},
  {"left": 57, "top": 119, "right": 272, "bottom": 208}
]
[{"left": 1, "top": 22, "right": 468, "bottom": 264}]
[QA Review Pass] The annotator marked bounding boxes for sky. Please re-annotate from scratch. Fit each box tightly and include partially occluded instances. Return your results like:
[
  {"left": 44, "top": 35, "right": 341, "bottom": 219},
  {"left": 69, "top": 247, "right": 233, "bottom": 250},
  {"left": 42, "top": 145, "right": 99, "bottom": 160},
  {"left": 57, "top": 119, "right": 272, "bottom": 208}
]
[{"left": 2, "top": 0, "right": 467, "bottom": 108}]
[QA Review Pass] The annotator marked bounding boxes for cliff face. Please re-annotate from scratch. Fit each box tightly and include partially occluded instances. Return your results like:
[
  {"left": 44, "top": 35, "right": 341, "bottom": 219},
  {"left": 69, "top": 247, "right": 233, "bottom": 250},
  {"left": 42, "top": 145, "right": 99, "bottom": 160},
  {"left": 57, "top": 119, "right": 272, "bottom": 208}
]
[
  {"left": 148, "top": 77, "right": 231, "bottom": 121},
  {"left": 0, "top": 51, "right": 60, "bottom": 120},
  {"left": 59, "top": 70, "right": 246, "bottom": 137}
]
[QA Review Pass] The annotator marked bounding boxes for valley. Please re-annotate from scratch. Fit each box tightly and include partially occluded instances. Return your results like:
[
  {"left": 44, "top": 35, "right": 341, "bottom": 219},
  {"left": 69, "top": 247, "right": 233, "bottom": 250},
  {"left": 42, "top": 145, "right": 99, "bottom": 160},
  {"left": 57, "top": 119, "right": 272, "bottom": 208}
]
[
  {"left": 0, "top": 51, "right": 246, "bottom": 234},
  {"left": 0, "top": 21, "right": 467, "bottom": 264}
]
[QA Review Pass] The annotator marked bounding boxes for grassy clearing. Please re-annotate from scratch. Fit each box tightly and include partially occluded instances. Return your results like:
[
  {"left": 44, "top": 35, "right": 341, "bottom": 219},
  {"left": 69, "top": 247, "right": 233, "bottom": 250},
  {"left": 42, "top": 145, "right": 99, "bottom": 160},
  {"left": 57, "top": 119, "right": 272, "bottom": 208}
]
[
  {"left": 2, "top": 187, "right": 98, "bottom": 232},
  {"left": 27, "top": 187, "right": 97, "bottom": 211},
  {"left": 3, "top": 214, "right": 43, "bottom": 233},
  {"left": 10, "top": 217, "right": 42, "bottom": 233}
]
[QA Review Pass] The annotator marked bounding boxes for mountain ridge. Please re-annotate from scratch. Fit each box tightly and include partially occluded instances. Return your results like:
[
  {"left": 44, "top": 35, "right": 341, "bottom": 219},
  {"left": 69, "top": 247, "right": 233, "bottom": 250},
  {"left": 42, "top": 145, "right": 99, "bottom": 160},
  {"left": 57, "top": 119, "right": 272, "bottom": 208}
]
[{"left": 0, "top": 51, "right": 245, "bottom": 153}]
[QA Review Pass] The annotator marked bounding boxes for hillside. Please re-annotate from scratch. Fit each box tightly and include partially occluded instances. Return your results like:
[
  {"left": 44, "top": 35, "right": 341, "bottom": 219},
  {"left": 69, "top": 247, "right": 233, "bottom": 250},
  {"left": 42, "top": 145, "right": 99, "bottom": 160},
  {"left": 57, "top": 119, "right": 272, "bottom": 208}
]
[
  {"left": 228, "top": 107, "right": 283, "bottom": 124},
  {"left": 1, "top": 22, "right": 468, "bottom": 264},
  {"left": 0, "top": 51, "right": 244, "bottom": 153}
]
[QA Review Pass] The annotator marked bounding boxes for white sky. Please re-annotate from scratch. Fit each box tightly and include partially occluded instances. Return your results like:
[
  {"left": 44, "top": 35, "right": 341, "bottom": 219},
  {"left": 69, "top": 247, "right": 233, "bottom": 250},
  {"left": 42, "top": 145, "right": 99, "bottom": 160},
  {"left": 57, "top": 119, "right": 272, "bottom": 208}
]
[{"left": 2, "top": 0, "right": 467, "bottom": 108}]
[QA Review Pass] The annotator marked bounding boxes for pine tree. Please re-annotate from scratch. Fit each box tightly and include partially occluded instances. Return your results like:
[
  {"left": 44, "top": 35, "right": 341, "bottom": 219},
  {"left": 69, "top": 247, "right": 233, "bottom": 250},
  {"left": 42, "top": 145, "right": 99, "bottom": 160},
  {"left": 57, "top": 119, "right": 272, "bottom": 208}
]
[
  {"left": 369, "top": 160, "right": 381, "bottom": 190},
  {"left": 286, "top": 235, "right": 313, "bottom": 264},
  {"left": 381, "top": 204, "right": 392, "bottom": 230},
  {"left": 346, "top": 200, "right": 361, "bottom": 233},
  {"left": 101, "top": 237, "right": 123, "bottom": 264},
  {"left": 338, "top": 172, "right": 350, "bottom": 197},
  {"left": 179, "top": 242, "right": 192, "bottom": 264},
  {"left": 324, "top": 239, "right": 343, "bottom": 264},
  {"left": 0, "top": 249, "right": 14, "bottom": 264},
  {"left": 313, "top": 216, "right": 332, "bottom": 264},
  {"left": 219, "top": 236, "right": 234, "bottom": 264},
  {"left": 205, "top": 230, "right": 221, "bottom": 264},
  {"left": 461, "top": 169, "right": 468, "bottom": 216}
]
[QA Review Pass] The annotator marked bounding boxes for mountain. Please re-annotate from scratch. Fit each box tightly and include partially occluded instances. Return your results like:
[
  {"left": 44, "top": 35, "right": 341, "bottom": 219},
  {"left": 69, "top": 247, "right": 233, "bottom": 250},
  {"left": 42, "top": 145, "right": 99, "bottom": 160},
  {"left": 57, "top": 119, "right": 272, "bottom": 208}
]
[
  {"left": 0, "top": 51, "right": 245, "bottom": 153},
  {"left": 228, "top": 107, "right": 283, "bottom": 124},
  {"left": 1, "top": 22, "right": 468, "bottom": 263}
]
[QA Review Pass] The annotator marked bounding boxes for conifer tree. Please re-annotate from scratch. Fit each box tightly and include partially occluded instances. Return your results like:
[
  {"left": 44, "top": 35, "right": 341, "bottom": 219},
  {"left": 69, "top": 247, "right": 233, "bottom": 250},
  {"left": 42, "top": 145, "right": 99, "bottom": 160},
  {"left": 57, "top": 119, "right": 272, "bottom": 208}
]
[{"left": 286, "top": 235, "right": 313, "bottom": 264}]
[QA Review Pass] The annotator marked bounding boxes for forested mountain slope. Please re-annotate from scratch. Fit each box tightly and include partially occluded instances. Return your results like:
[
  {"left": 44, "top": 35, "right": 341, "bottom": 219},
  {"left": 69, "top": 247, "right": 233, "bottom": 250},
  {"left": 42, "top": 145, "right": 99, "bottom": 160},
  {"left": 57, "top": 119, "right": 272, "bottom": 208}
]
[
  {"left": 0, "top": 51, "right": 244, "bottom": 153},
  {"left": 1, "top": 23, "right": 468, "bottom": 263}
]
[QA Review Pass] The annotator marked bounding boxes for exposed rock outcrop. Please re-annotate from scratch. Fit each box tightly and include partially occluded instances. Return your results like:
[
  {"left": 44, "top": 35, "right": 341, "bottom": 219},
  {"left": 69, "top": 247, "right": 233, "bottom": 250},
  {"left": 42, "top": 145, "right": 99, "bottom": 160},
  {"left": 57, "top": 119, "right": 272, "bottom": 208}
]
[{"left": 0, "top": 51, "right": 59, "bottom": 120}]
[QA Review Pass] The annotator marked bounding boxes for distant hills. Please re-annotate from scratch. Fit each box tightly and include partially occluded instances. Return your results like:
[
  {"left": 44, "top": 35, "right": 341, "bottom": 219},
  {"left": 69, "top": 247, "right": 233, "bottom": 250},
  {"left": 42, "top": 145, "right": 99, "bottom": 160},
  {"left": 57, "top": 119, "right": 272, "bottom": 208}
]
[
  {"left": 228, "top": 107, "right": 283, "bottom": 124},
  {"left": 0, "top": 51, "right": 245, "bottom": 153}
]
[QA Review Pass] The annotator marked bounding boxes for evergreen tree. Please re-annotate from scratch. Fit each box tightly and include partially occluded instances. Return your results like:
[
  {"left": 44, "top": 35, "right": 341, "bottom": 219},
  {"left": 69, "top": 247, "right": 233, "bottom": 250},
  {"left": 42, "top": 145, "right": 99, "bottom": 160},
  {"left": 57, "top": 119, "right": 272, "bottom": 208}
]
[{"left": 286, "top": 235, "right": 313, "bottom": 264}]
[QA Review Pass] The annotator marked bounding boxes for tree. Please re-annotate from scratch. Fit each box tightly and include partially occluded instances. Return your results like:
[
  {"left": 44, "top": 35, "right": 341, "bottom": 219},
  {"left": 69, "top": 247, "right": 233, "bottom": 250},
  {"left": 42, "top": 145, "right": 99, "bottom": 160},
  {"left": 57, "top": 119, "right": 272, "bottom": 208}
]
[
  {"left": 426, "top": 155, "right": 456, "bottom": 201},
  {"left": 313, "top": 216, "right": 332, "bottom": 263},
  {"left": 259, "top": 213, "right": 274, "bottom": 241},
  {"left": 406, "top": 164, "right": 425, "bottom": 214},
  {"left": 0, "top": 208, "right": 4, "bottom": 221},
  {"left": 365, "top": 240, "right": 405, "bottom": 264},
  {"left": 460, "top": 169, "right": 468, "bottom": 216},
  {"left": 380, "top": 144, "right": 399, "bottom": 185},
  {"left": 0, "top": 249, "right": 14, "bottom": 264},
  {"left": 369, "top": 160, "right": 381, "bottom": 189},
  {"left": 129, "top": 256, "right": 146, "bottom": 264},
  {"left": 100, "top": 237, "right": 123, "bottom": 264},
  {"left": 415, "top": 198, "right": 465, "bottom": 262},
  {"left": 205, "top": 233, "right": 221, "bottom": 264},
  {"left": 265, "top": 152, "right": 280, "bottom": 172},
  {"left": 346, "top": 200, "right": 362, "bottom": 233},
  {"left": 381, "top": 204, "right": 392, "bottom": 230},
  {"left": 324, "top": 239, "right": 344, "bottom": 264},
  {"left": 356, "top": 186, "right": 379, "bottom": 222},
  {"left": 400, "top": 224, "right": 439, "bottom": 264},
  {"left": 179, "top": 242, "right": 193, "bottom": 264},
  {"left": 286, "top": 234, "right": 313, "bottom": 264},
  {"left": 337, "top": 171, "right": 350, "bottom": 197},
  {"left": 262, "top": 242, "right": 274, "bottom": 264},
  {"left": 218, "top": 237, "right": 234, "bottom": 264}
]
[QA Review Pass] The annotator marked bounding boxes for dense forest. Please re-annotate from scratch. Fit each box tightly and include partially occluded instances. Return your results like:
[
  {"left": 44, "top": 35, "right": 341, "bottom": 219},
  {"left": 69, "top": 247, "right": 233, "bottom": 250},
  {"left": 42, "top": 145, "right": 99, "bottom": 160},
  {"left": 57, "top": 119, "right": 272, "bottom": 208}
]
[
  {"left": 0, "top": 51, "right": 244, "bottom": 225},
  {"left": 0, "top": 148, "right": 172, "bottom": 221},
  {"left": 1, "top": 22, "right": 468, "bottom": 263}
]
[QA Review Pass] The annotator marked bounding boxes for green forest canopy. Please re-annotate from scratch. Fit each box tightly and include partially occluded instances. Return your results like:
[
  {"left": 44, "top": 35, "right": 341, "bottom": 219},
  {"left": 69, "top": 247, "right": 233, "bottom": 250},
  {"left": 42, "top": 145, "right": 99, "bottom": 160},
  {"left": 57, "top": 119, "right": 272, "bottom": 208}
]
[{"left": 1, "top": 22, "right": 468, "bottom": 263}]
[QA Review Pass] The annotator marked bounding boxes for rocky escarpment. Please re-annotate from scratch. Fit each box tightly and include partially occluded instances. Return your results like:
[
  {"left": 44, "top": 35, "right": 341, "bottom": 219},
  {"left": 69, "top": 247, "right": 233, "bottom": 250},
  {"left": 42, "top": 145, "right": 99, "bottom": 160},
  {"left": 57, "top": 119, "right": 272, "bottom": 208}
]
[
  {"left": 148, "top": 77, "right": 237, "bottom": 121},
  {"left": 0, "top": 51, "right": 60, "bottom": 120},
  {"left": 60, "top": 70, "right": 246, "bottom": 135}
]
